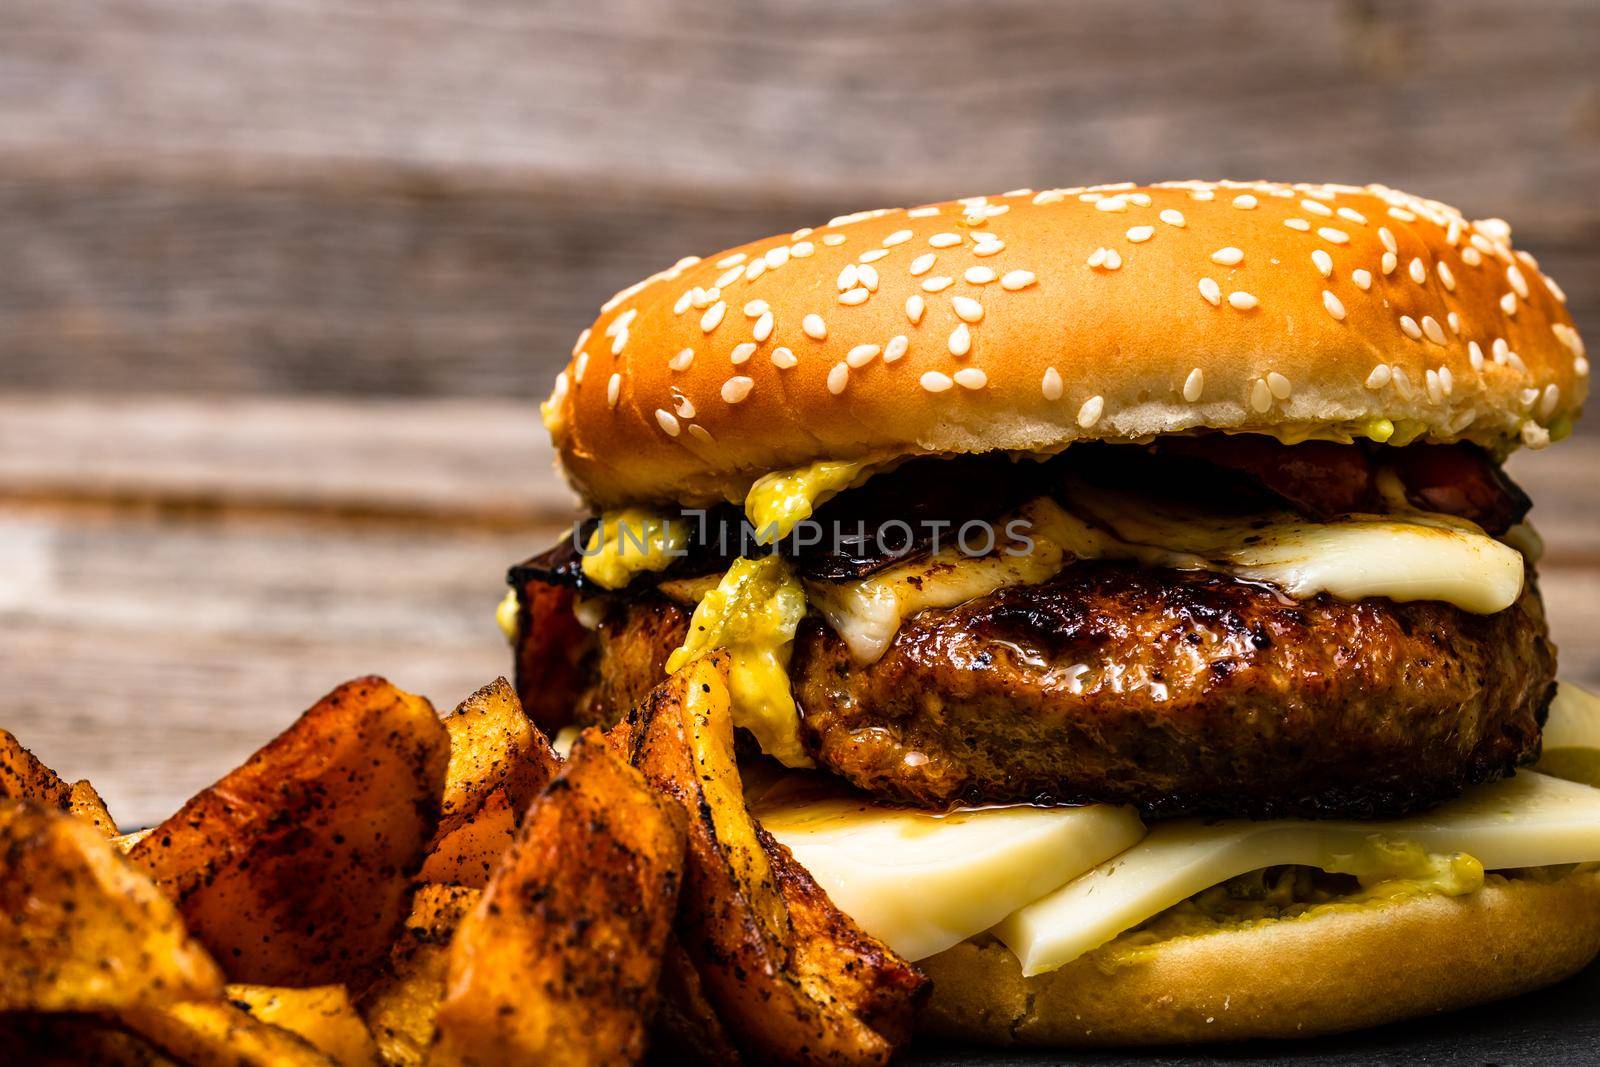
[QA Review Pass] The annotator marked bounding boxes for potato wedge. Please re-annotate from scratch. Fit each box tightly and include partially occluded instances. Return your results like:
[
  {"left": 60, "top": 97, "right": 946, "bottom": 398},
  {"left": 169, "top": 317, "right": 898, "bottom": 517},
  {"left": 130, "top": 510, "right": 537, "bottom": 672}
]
[
  {"left": 70, "top": 778, "right": 120, "bottom": 838},
  {"left": 431, "top": 734, "right": 688, "bottom": 1066},
  {"left": 359, "top": 884, "right": 480, "bottom": 1067},
  {"left": 432, "top": 677, "right": 557, "bottom": 845},
  {"left": 418, "top": 786, "right": 517, "bottom": 888},
  {"left": 123, "top": 1000, "right": 335, "bottom": 1066},
  {"left": 620, "top": 653, "right": 925, "bottom": 1065},
  {"left": 2, "top": 727, "right": 119, "bottom": 836},
  {"left": 0, "top": 1013, "right": 176, "bottom": 1066},
  {"left": 128, "top": 676, "right": 450, "bottom": 987},
  {"left": 0, "top": 801, "right": 223, "bottom": 1012},
  {"left": 227, "top": 984, "right": 381, "bottom": 1066},
  {"left": 650, "top": 936, "right": 741, "bottom": 1066}
]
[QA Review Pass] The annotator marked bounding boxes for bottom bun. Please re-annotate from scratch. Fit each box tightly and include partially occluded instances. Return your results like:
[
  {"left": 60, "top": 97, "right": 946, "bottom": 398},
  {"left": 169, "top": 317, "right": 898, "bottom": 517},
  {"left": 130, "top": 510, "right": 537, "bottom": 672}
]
[{"left": 918, "top": 869, "right": 1600, "bottom": 1046}]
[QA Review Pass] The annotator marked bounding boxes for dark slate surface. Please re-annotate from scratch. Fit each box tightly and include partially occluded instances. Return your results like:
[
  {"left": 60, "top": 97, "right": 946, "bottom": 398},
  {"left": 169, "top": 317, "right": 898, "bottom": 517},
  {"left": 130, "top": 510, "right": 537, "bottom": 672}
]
[{"left": 905, "top": 957, "right": 1600, "bottom": 1065}]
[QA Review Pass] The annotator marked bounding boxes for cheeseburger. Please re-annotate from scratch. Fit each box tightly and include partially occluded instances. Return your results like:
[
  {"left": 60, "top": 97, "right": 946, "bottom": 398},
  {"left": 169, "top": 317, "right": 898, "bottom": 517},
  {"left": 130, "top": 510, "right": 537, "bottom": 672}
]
[{"left": 505, "top": 180, "right": 1600, "bottom": 1045}]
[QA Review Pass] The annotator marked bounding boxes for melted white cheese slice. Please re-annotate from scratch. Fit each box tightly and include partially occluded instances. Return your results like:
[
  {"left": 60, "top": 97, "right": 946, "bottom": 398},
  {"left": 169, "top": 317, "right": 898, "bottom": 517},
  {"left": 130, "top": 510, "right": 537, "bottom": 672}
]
[
  {"left": 995, "top": 771, "right": 1600, "bottom": 977},
  {"left": 805, "top": 490, "right": 1526, "bottom": 664},
  {"left": 1541, "top": 681, "right": 1600, "bottom": 752},
  {"left": 750, "top": 774, "right": 1145, "bottom": 962}
]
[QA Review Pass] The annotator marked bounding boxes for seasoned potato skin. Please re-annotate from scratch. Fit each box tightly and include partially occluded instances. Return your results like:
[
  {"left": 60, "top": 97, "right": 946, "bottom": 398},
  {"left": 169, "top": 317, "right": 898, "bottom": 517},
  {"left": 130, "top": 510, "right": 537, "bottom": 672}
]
[
  {"left": 431, "top": 735, "right": 687, "bottom": 1067},
  {"left": 793, "top": 563, "right": 1556, "bottom": 817},
  {"left": 0, "top": 801, "right": 224, "bottom": 1014},
  {"left": 128, "top": 676, "right": 450, "bottom": 987},
  {"left": 431, "top": 677, "right": 557, "bottom": 844},
  {"left": 359, "top": 884, "right": 481, "bottom": 1067}
]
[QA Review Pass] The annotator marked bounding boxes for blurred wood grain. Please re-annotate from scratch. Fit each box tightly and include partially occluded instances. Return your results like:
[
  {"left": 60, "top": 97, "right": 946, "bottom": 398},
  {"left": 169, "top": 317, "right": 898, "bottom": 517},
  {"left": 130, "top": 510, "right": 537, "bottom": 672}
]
[{"left": 2, "top": 0, "right": 1598, "bottom": 397}]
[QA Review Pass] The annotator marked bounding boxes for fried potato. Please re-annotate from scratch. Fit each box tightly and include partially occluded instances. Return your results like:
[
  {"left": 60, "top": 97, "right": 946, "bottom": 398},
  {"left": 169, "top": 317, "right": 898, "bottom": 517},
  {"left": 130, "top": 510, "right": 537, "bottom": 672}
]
[
  {"left": 128, "top": 676, "right": 450, "bottom": 987},
  {"left": 359, "top": 884, "right": 480, "bottom": 1067},
  {"left": 70, "top": 778, "right": 120, "bottom": 837},
  {"left": 0, "top": 1013, "right": 176, "bottom": 1066},
  {"left": 431, "top": 734, "right": 688, "bottom": 1066},
  {"left": 115, "top": 827, "right": 156, "bottom": 853},
  {"left": 432, "top": 678, "right": 558, "bottom": 842},
  {"left": 122, "top": 1000, "right": 335, "bottom": 1066},
  {"left": 650, "top": 936, "right": 741, "bottom": 1066},
  {"left": 0, "top": 801, "right": 223, "bottom": 1013},
  {"left": 417, "top": 786, "right": 517, "bottom": 888},
  {"left": 227, "top": 984, "right": 381, "bottom": 1066},
  {"left": 620, "top": 653, "right": 925, "bottom": 1065},
  {"left": 2, "top": 727, "right": 119, "bottom": 836}
]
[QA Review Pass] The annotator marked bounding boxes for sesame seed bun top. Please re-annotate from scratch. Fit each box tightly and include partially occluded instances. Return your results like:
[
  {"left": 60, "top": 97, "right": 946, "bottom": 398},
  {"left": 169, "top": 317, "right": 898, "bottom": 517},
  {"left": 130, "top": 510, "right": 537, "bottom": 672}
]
[{"left": 542, "top": 180, "right": 1588, "bottom": 509}]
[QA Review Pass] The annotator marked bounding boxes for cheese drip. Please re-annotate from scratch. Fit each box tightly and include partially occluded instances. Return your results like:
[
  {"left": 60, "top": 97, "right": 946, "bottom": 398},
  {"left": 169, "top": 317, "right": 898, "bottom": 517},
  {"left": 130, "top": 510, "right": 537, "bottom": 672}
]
[
  {"left": 579, "top": 508, "right": 689, "bottom": 590},
  {"left": 744, "top": 459, "right": 870, "bottom": 543}
]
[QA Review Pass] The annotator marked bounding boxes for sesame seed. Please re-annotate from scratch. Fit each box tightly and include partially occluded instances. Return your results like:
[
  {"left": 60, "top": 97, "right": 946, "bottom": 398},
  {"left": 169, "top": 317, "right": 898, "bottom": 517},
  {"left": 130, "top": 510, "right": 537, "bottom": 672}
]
[
  {"left": 768, "top": 346, "right": 798, "bottom": 369},
  {"left": 910, "top": 253, "right": 936, "bottom": 276},
  {"left": 803, "top": 314, "right": 827, "bottom": 340},
  {"left": 1468, "top": 341, "right": 1484, "bottom": 370},
  {"left": 1365, "top": 364, "right": 1392, "bottom": 390},
  {"left": 609, "top": 331, "right": 628, "bottom": 356},
  {"left": 883, "top": 229, "right": 913, "bottom": 247},
  {"left": 1160, "top": 209, "right": 1186, "bottom": 227},
  {"left": 670, "top": 348, "right": 695, "bottom": 371},
  {"left": 672, "top": 394, "right": 696, "bottom": 419},
  {"left": 1541, "top": 385, "right": 1560, "bottom": 417},
  {"left": 920, "top": 371, "right": 954, "bottom": 393},
  {"left": 837, "top": 264, "right": 859, "bottom": 291},
  {"left": 1426, "top": 369, "right": 1443, "bottom": 404},
  {"left": 972, "top": 239, "right": 1005, "bottom": 257},
  {"left": 1493, "top": 338, "right": 1510, "bottom": 363},
  {"left": 822, "top": 234, "right": 847, "bottom": 247},
  {"left": 701, "top": 302, "right": 727, "bottom": 332},
  {"left": 1446, "top": 219, "right": 1463, "bottom": 246},
  {"left": 1101, "top": 249, "right": 1123, "bottom": 270},
  {"left": 1507, "top": 264, "right": 1529, "bottom": 299},
  {"left": 1001, "top": 270, "right": 1036, "bottom": 290},
  {"left": 1388, "top": 207, "right": 1418, "bottom": 222},
  {"left": 1399, "top": 315, "right": 1423, "bottom": 340},
  {"left": 715, "top": 266, "right": 743, "bottom": 289},
  {"left": 1500, "top": 292, "right": 1518, "bottom": 315},
  {"left": 1378, "top": 228, "right": 1398, "bottom": 254},
  {"left": 1087, "top": 248, "right": 1107, "bottom": 269},
  {"left": 949, "top": 323, "right": 973, "bottom": 356},
  {"left": 1409, "top": 257, "right": 1427, "bottom": 284},
  {"left": 1352, "top": 269, "right": 1373, "bottom": 290},
  {"left": 838, "top": 287, "right": 870, "bottom": 306},
  {"left": 1191, "top": 188, "right": 1216, "bottom": 201},
  {"left": 858, "top": 265, "right": 880, "bottom": 291},
  {"left": 1183, "top": 367, "right": 1204, "bottom": 402},
  {"left": 1312, "top": 250, "right": 1333, "bottom": 278},
  {"left": 954, "top": 367, "right": 988, "bottom": 390},
  {"left": 744, "top": 259, "right": 767, "bottom": 282},
  {"left": 1300, "top": 199, "right": 1333, "bottom": 217},
  {"left": 1322, "top": 290, "right": 1346, "bottom": 321},
  {"left": 964, "top": 266, "right": 997, "bottom": 284},
  {"left": 922, "top": 275, "right": 954, "bottom": 293},
  {"left": 1128, "top": 193, "right": 1152, "bottom": 207},
  {"left": 908, "top": 206, "right": 941, "bottom": 218},
  {"left": 1127, "top": 225, "right": 1155, "bottom": 243},
  {"left": 1228, "top": 291, "right": 1259, "bottom": 310},
  {"left": 858, "top": 248, "right": 888, "bottom": 264},
  {"left": 573, "top": 351, "right": 590, "bottom": 383},
  {"left": 791, "top": 241, "right": 815, "bottom": 258},
  {"left": 1042, "top": 367, "right": 1064, "bottom": 400},
  {"left": 1461, "top": 245, "right": 1482, "bottom": 267},
  {"left": 721, "top": 376, "right": 754, "bottom": 404},
  {"left": 1095, "top": 196, "right": 1128, "bottom": 213},
  {"left": 929, "top": 232, "right": 963, "bottom": 248},
  {"left": 846, "top": 343, "right": 880, "bottom": 368},
  {"left": 1078, "top": 395, "right": 1105, "bottom": 428},
  {"left": 1546, "top": 274, "right": 1568, "bottom": 303},
  {"left": 744, "top": 300, "right": 769, "bottom": 317},
  {"left": 884, "top": 335, "right": 909, "bottom": 362},
  {"left": 952, "top": 296, "right": 984, "bottom": 322},
  {"left": 1382, "top": 252, "right": 1398, "bottom": 275},
  {"left": 655, "top": 409, "right": 681, "bottom": 436},
  {"left": 716, "top": 252, "right": 748, "bottom": 269},
  {"left": 1440, "top": 366, "right": 1454, "bottom": 396},
  {"left": 1336, "top": 206, "right": 1367, "bottom": 225},
  {"left": 606, "top": 373, "right": 621, "bottom": 408},
  {"left": 906, "top": 294, "right": 926, "bottom": 324},
  {"left": 1392, "top": 365, "right": 1414, "bottom": 400},
  {"left": 826, "top": 362, "right": 849, "bottom": 394},
  {"left": 1437, "top": 262, "right": 1456, "bottom": 291},
  {"left": 753, "top": 311, "right": 774, "bottom": 342},
  {"left": 1266, "top": 372, "right": 1292, "bottom": 399},
  {"left": 1211, "top": 247, "right": 1244, "bottom": 266},
  {"left": 1232, "top": 194, "right": 1258, "bottom": 209},
  {"left": 1318, "top": 227, "right": 1350, "bottom": 245},
  {"left": 674, "top": 291, "right": 693, "bottom": 315},
  {"left": 1251, "top": 379, "right": 1273, "bottom": 412},
  {"left": 1284, "top": 218, "right": 1311, "bottom": 231},
  {"left": 1198, "top": 277, "right": 1222, "bottom": 306},
  {"left": 765, "top": 246, "right": 791, "bottom": 269},
  {"left": 731, "top": 342, "right": 756, "bottom": 365},
  {"left": 1421, "top": 316, "right": 1446, "bottom": 345}
]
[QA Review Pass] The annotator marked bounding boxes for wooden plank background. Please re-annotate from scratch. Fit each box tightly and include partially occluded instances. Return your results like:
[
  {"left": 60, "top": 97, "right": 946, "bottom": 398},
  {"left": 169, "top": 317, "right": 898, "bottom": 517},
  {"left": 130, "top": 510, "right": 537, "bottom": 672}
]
[{"left": 1, "top": 0, "right": 1597, "bottom": 827}]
